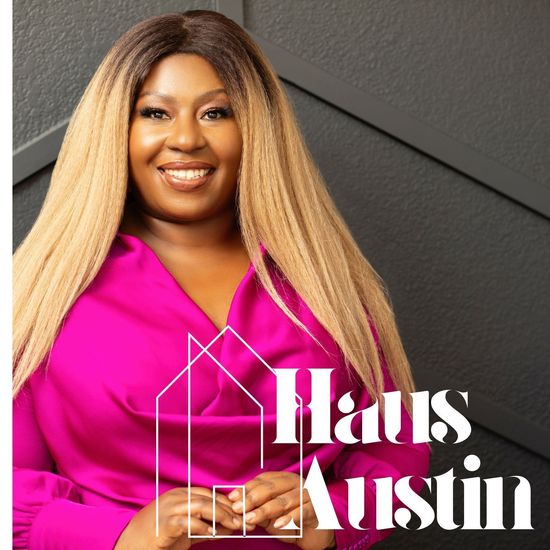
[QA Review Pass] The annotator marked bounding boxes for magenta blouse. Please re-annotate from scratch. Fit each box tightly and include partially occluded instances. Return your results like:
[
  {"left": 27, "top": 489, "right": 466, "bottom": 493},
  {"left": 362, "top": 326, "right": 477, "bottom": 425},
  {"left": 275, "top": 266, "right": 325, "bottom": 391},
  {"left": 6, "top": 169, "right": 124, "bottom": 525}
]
[{"left": 13, "top": 231, "right": 431, "bottom": 549}]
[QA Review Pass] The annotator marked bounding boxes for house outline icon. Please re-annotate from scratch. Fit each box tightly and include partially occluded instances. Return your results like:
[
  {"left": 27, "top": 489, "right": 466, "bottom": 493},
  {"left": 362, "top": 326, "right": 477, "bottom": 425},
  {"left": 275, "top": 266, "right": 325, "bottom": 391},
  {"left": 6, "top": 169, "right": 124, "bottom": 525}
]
[{"left": 156, "top": 325, "right": 304, "bottom": 540}]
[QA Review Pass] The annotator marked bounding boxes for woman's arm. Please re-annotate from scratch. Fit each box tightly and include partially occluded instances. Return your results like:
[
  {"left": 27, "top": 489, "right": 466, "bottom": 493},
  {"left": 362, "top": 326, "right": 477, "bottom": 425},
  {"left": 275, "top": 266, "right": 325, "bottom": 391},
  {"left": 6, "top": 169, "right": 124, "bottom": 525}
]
[{"left": 13, "top": 380, "right": 136, "bottom": 550}]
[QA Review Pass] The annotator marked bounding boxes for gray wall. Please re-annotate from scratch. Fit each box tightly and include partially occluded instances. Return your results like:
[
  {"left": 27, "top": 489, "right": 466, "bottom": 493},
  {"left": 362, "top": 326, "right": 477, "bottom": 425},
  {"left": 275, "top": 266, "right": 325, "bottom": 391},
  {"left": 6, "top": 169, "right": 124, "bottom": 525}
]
[{"left": 13, "top": 1, "right": 550, "bottom": 548}]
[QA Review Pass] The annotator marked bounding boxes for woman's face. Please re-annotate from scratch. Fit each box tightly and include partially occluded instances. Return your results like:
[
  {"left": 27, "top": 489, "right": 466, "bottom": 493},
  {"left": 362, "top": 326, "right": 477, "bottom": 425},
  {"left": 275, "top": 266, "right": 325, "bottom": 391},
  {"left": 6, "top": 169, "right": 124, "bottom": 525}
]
[{"left": 128, "top": 53, "right": 243, "bottom": 223}]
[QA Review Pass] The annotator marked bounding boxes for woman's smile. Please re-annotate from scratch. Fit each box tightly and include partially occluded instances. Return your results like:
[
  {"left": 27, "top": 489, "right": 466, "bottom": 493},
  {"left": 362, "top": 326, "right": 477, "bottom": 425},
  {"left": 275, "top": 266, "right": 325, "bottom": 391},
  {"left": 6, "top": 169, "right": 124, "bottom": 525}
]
[{"left": 158, "top": 165, "right": 216, "bottom": 192}]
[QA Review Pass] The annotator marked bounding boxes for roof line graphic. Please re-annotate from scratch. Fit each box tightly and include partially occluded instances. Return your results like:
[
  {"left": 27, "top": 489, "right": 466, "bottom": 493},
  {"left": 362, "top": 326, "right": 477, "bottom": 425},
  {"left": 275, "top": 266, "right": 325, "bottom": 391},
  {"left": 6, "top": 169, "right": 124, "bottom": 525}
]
[{"left": 186, "top": 331, "right": 265, "bottom": 471}]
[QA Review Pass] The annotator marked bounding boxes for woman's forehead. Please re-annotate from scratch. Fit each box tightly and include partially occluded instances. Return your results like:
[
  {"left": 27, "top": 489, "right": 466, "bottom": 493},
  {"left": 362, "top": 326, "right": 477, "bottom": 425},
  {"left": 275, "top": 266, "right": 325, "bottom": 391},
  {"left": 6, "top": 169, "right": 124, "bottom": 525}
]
[{"left": 138, "top": 53, "right": 226, "bottom": 101}]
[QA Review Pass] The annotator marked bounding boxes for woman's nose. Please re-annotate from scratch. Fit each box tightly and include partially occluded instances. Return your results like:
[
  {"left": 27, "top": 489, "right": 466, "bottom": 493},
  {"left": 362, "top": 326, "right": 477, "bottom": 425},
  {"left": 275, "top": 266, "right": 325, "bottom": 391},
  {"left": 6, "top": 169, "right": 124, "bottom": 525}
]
[{"left": 165, "top": 114, "right": 206, "bottom": 151}]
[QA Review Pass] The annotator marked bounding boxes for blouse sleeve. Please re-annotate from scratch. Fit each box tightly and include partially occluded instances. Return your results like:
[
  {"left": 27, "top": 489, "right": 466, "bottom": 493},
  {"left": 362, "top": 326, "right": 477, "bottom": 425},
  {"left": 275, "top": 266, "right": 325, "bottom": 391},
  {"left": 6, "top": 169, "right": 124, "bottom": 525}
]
[
  {"left": 326, "top": 323, "right": 432, "bottom": 549},
  {"left": 13, "top": 379, "right": 136, "bottom": 550}
]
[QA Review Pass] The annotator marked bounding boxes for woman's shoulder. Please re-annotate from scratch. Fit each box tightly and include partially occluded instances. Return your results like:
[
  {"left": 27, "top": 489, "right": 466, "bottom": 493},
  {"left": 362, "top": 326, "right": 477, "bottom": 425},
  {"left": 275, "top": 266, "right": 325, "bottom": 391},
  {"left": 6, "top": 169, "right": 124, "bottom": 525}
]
[
  {"left": 83, "top": 232, "right": 155, "bottom": 294},
  {"left": 59, "top": 232, "right": 160, "bottom": 329}
]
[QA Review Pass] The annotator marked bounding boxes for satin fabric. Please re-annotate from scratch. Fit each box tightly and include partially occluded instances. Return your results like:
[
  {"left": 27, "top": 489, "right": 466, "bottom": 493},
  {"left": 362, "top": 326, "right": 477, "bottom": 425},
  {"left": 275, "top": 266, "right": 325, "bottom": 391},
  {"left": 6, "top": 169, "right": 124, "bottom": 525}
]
[{"left": 13, "top": 231, "right": 431, "bottom": 549}]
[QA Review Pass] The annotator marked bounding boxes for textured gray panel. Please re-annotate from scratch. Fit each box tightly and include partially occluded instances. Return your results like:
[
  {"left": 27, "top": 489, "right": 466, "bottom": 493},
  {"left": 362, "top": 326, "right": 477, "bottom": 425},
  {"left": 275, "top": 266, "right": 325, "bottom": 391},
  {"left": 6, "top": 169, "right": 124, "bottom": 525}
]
[
  {"left": 384, "top": 425, "right": 549, "bottom": 548},
  {"left": 215, "top": 0, "right": 244, "bottom": 25},
  {"left": 13, "top": 164, "right": 52, "bottom": 251},
  {"left": 246, "top": 0, "right": 550, "bottom": 189},
  {"left": 283, "top": 82, "right": 550, "bottom": 431},
  {"left": 13, "top": 0, "right": 215, "bottom": 150},
  {"left": 244, "top": 30, "right": 549, "bottom": 219}
]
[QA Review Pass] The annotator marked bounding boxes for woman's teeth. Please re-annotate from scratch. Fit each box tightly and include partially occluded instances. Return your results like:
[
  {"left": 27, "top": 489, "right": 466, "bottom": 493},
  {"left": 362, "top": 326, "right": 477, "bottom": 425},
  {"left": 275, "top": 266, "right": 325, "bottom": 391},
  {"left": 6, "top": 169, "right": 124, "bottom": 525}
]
[{"left": 163, "top": 168, "right": 213, "bottom": 180}]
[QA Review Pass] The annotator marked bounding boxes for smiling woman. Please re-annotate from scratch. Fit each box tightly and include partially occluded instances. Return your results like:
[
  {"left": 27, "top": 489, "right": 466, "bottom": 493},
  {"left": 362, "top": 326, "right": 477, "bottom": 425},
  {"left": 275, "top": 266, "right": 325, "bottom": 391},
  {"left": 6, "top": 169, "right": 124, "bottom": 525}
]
[{"left": 12, "top": 9, "right": 430, "bottom": 550}]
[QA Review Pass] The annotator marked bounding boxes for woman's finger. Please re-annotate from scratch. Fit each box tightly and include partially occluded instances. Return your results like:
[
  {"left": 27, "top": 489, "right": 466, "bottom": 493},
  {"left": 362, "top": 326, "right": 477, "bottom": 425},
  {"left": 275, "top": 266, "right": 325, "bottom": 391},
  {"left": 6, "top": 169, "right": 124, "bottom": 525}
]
[
  {"left": 214, "top": 493, "right": 234, "bottom": 509},
  {"left": 189, "top": 487, "right": 234, "bottom": 508},
  {"left": 231, "top": 473, "right": 301, "bottom": 514},
  {"left": 187, "top": 497, "right": 242, "bottom": 531},
  {"left": 172, "top": 494, "right": 239, "bottom": 519},
  {"left": 244, "top": 487, "right": 305, "bottom": 525},
  {"left": 272, "top": 501, "right": 318, "bottom": 530},
  {"left": 187, "top": 516, "right": 215, "bottom": 536},
  {"left": 169, "top": 494, "right": 241, "bottom": 531},
  {"left": 163, "top": 514, "right": 212, "bottom": 539}
]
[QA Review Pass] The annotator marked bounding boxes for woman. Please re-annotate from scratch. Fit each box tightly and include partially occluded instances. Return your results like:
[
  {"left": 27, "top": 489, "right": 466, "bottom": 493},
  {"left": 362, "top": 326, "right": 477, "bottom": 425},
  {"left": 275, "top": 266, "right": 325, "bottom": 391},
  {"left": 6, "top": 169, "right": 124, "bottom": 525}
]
[{"left": 13, "top": 10, "right": 430, "bottom": 550}]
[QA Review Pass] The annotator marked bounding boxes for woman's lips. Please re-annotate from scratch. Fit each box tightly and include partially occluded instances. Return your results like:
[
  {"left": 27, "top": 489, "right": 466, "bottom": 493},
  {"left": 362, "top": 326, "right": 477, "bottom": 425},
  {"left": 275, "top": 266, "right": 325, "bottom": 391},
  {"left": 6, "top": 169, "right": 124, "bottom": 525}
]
[{"left": 158, "top": 167, "right": 215, "bottom": 192}]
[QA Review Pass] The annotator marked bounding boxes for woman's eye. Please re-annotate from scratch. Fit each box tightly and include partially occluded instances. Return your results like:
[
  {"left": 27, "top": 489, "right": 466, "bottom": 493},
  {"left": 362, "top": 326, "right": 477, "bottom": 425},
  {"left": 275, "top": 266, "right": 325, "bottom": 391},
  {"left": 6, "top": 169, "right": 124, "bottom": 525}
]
[
  {"left": 139, "top": 107, "right": 168, "bottom": 120},
  {"left": 202, "top": 107, "right": 233, "bottom": 121}
]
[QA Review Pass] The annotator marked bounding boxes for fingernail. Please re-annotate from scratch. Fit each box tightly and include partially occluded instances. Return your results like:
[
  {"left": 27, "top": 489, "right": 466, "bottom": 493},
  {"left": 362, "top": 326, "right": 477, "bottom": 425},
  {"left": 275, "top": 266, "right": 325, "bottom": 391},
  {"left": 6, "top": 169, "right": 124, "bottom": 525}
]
[
  {"left": 232, "top": 517, "right": 241, "bottom": 526},
  {"left": 207, "top": 526, "right": 214, "bottom": 534},
  {"left": 273, "top": 517, "right": 286, "bottom": 528},
  {"left": 245, "top": 512, "right": 256, "bottom": 521},
  {"left": 228, "top": 490, "right": 238, "bottom": 500},
  {"left": 232, "top": 501, "right": 243, "bottom": 512}
]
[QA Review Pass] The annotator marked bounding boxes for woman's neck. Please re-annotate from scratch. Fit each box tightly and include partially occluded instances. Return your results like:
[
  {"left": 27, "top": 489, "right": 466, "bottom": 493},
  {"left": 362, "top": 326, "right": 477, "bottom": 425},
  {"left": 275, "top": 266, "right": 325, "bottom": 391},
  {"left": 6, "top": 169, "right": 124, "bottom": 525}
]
[{"left": 119, "top": 201, "right": 242, "bottom": 253}]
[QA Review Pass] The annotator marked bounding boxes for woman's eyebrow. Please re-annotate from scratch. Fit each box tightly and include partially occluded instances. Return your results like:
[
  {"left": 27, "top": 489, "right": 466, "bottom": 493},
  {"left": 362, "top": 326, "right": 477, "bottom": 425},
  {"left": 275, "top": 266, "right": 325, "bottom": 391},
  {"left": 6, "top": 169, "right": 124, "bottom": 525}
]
[{"left": 137, "top": 87, "right": 228, "bottom": 104}]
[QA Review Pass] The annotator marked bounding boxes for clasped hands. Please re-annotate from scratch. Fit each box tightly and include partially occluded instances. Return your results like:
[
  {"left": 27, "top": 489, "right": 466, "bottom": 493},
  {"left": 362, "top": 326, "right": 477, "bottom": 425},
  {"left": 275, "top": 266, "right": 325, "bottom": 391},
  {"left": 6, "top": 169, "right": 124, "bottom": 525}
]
[
  {"left": 224, "top": 471, "right": 335, "bottom": 549},
  {"left": 114, "top": 471, "right": 335, "bottom": 550}
]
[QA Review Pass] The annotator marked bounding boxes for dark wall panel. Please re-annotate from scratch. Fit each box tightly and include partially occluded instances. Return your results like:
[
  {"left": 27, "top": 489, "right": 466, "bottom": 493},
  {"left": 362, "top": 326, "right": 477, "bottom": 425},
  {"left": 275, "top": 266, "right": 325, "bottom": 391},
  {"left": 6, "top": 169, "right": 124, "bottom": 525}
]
[{"left": 246, "top": 0, "right": 550, "bottom": 189}]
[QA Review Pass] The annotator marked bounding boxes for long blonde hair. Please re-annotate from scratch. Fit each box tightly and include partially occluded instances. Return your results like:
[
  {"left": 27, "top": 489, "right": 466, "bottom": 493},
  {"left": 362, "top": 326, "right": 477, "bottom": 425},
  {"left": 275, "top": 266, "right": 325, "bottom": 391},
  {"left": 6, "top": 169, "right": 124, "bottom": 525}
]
[{"left": 13, "top": 10, "right": 416, "bottom": 413}]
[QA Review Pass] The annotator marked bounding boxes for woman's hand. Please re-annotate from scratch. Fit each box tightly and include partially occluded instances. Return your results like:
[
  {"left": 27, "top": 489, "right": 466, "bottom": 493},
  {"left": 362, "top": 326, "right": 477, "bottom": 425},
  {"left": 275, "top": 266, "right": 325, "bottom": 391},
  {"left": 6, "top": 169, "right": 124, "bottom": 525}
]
[
  {"left": 114, "top": 486, "right": 242, "bottom": 550},
  {"left": 227, "top": 471, "right": 336, "bottom": 550}
]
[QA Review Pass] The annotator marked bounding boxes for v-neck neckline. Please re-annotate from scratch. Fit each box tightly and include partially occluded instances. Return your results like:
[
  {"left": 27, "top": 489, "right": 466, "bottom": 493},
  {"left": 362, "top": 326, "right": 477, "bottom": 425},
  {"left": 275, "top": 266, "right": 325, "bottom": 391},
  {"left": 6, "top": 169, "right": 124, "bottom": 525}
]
[{"left": 116, "top": 230, "right": 256, "bottom": 336}]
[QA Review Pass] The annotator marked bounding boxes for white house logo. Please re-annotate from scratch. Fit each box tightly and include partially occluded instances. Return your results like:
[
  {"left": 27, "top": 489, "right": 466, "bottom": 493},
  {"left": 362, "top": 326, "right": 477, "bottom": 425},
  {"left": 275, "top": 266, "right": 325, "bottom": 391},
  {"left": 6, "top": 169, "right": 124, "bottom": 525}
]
[{"left": 155, "top": 326, "right": 304, "bottom": 539}]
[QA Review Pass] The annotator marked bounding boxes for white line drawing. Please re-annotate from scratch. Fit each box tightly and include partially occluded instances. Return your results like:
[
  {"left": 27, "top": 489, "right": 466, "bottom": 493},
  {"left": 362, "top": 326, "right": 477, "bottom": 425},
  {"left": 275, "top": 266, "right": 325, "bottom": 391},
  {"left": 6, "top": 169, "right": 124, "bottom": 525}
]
[{"left": 155, "top": 326, "right": 304, "bottom": 539}]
